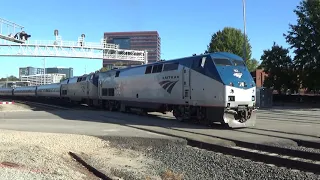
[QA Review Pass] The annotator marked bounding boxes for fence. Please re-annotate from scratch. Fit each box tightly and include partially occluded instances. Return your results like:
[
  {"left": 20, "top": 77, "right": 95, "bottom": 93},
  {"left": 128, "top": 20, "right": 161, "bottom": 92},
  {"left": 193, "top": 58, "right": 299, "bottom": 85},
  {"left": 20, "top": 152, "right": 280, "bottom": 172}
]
[{"left": 256, "top": 87, "right": 273, "bottom": 108}]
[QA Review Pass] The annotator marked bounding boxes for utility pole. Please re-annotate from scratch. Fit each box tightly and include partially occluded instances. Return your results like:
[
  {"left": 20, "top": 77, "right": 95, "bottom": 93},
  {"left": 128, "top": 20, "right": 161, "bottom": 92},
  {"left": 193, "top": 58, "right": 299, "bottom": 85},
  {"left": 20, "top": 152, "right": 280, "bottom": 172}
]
[
  {"left": 242, "top": 0, "right": 247, "bottom": 62},
  {"left": 43, "top": 58, "right": 46, "bottom": 85},
  {"left": 6, "top": 74, "right": 8, "bottom": 88}
]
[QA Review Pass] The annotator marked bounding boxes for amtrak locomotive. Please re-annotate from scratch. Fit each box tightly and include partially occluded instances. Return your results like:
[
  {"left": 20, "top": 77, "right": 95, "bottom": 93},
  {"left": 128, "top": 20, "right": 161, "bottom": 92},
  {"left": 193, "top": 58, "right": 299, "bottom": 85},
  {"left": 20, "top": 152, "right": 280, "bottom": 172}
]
[{"left": 0, "top": 52, "right": 257, "bottom": 128}]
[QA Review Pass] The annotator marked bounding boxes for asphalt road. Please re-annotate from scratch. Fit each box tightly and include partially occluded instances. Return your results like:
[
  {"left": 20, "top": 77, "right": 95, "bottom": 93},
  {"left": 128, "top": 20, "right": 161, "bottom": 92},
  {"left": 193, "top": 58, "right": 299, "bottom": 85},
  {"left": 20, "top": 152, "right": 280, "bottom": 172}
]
[
  {"left": 0, "top": 105, "right": 318, "bottom": 147},
  {"left": 0, "top": 110, "right": 174, "bottom": 139}
]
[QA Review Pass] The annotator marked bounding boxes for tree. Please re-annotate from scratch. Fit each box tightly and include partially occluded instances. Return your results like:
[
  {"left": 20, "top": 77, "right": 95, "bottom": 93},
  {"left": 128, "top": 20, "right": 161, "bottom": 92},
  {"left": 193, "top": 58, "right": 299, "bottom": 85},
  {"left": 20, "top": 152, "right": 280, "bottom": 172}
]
[
  {"left": 0, "top": 75, "right": 19, "bottom": 81},
  {"left": 114, "top": 61, "right": 124, "bottom": 66},
  {"left": 260, "top": 42, "right": 298, "bottom": 94},
  {"left": 206, "top": 27, "right": 256, "bottom": 71},
  {"left": 284, "top": 0, "right": 320, "bottom": 91},
  {"left": 247, "top": 58, "right": 260, "bottom": 72},
  {"left": 99, "top": 67, "right": 109, "bottom": 72},
  {"left": 60, "top": 76, "right": 68, "bottom": 82}
]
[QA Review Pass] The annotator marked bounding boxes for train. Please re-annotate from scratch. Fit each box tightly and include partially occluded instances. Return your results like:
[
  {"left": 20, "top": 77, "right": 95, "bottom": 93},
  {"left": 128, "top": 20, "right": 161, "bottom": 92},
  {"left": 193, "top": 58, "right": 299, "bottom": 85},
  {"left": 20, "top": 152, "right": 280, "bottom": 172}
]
[{"left": 0, "top": 52, "right": 257, "bottom": 128}]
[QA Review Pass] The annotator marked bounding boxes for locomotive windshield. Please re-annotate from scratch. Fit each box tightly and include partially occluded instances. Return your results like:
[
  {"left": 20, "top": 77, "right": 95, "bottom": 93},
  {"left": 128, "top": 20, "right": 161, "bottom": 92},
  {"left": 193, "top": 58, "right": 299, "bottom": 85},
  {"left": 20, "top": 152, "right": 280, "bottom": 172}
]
[
  {"left": 232, "top": 60, "right": 246, "bottom": 66},
  {"left": 213, "top": 58, "right": 232, "bottom": 66},
  {"left": 213, "top": 58, "right": 246, "bottom": 67}
]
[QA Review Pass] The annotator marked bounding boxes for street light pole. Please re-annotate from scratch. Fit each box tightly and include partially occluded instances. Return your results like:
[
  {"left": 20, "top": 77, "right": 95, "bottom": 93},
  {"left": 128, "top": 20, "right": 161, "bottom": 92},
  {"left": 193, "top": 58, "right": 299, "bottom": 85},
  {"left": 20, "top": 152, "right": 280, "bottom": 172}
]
[{"left": 242, "top": 0, "right": 247, "bottom": 62}]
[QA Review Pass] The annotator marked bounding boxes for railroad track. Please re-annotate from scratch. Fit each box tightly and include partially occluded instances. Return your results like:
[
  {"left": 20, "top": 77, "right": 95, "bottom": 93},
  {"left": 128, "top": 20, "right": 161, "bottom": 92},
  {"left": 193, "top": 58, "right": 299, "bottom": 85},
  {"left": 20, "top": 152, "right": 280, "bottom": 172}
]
[
  {"left": 93, "top": 112, "right": 320, "bottom": 175},
  {"left": 68, "top": 152, "right": 112, "bottom": 180},
  {"left": 123, "top": 124, "right": 320, "bottom": 175}
]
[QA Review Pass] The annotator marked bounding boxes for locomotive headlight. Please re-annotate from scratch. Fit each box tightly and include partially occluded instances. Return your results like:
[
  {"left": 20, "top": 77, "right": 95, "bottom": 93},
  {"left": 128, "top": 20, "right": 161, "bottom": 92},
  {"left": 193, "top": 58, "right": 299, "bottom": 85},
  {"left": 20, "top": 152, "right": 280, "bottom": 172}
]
[
  {"left": 239, "top": 82, "right": 245, "bottom": 87},
  {"left": 252, "top": 96, "right": 255, "bottom": 101}
]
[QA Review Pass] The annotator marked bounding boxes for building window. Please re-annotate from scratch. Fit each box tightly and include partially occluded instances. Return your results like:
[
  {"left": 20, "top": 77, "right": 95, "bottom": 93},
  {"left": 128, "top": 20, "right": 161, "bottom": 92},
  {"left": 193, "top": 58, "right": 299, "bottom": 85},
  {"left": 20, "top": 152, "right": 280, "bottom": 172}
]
[{"left": 113, "top": 38, "right": 131, "bottom": 49}]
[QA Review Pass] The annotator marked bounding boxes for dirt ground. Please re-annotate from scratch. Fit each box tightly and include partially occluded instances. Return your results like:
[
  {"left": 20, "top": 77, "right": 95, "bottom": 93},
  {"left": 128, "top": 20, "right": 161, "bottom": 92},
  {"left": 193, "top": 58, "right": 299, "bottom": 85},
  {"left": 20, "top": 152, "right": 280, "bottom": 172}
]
[{"left": 0, "top": 129, "right": 162, "bottom": 180}]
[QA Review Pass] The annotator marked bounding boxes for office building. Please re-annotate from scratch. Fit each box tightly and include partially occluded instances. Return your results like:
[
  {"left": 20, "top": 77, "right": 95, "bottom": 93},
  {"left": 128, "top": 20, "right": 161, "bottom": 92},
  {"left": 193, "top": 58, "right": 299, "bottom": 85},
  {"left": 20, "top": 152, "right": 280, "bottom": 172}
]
[
  {"left": 103, "top": 31, "right": 161, "bottom": 69},
  {"left": 19, "top": 67, "right": 44, "bottom": 78},
  {"left": 19, "top": 66, "right": 73, "bottom": 79},
  {"left": 46, "top": 67, "right": 73, "bottom": 78},
  {"left": 20, "top": 73, "right": 66, "bottom": 86}
]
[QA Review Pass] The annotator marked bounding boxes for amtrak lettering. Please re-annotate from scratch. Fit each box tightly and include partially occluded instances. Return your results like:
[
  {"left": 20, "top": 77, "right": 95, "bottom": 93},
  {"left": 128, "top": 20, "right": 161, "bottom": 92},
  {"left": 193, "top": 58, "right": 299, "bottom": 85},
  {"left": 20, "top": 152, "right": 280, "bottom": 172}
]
[{"left": 162, "top": 75, "right": 179, "bottom": 80}]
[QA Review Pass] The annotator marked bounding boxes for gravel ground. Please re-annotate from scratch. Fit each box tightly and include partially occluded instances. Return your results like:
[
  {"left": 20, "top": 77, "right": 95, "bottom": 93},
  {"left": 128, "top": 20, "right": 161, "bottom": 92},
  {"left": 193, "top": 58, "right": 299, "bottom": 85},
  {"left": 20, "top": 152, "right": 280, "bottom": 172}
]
[
  {"left": 95, "top": 136, "right": 320, "bottom": 180},
  {"left": 0, "top": 129, "right": 169, "bottom": 180},
  {"left": 83, "top": 136, "right": 187, "bottom": 180},
  {"left": 0, "top": 103, "right": 32, "bottom": 112},
  {"left": 79, "top": 147, "right": 162, "bottom": 180},
  {"left": 144, "top": 144, "right": 320, "bottom": 180},
  {"left": 0, "top": 143, "right": 89, "bottom": 180},
  {"left": 0, "top": 129, "right": 109, "bottom": 179}
]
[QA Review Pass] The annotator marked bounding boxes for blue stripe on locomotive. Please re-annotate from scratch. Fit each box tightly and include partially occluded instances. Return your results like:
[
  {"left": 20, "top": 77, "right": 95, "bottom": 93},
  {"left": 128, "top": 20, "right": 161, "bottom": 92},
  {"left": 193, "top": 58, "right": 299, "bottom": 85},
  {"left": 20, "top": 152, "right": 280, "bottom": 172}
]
[{"left": 178, "top": 54, "right": 223, "bottom": 82}]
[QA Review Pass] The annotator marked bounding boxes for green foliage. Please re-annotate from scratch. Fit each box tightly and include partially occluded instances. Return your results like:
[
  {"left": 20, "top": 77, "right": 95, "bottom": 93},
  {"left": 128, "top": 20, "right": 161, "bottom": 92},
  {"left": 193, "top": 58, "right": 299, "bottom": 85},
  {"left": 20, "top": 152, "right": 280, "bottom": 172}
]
[
  {"left": 284, "top": 0, "right": 320, "bottom": 91},
  {"left": 99, "top": 67, "right": 110, "bottom": 72},
  {"left": 0, "top": 75, "right": 19, "bottom": 81},
  {"left": 98, "top": 61, "right": 126, "bottom": 73},
  {"left": 246, "top": 58, "right": 260, "bottom": 72},
  {"left": 60, "top": 76, "right": 68, "bottom": 82},
  {"left": 207, "top": 27, "right": 257, "bottom": 71},
  {"left": 260, "top": 42, "right": 298, "bottom": 94},
  {"left": 114, "top": 61, "right": 124, "bottom": 66}
]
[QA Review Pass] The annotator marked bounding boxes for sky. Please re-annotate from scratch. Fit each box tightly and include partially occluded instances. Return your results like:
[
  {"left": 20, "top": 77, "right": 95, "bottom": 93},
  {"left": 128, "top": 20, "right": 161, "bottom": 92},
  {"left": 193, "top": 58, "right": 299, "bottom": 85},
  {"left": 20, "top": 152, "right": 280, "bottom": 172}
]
[{"left": 0, "top": 0, "right": 300, "bottom": 78}]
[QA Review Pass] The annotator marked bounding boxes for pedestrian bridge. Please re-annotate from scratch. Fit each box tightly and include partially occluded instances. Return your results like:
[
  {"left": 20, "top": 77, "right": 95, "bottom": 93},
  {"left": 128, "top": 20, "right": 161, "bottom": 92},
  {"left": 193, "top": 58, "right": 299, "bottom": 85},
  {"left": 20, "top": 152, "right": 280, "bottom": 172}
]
[{"left": 0, "top": 18, "right": 148, "bottom": 63}]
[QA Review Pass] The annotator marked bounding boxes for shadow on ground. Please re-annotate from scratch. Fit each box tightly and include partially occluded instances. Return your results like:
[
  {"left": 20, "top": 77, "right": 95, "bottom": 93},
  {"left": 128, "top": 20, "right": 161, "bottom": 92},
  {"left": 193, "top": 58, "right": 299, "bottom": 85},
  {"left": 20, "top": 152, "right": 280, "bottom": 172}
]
[{"left": 0, "top": 97, "right": 233, "bottom": 132}]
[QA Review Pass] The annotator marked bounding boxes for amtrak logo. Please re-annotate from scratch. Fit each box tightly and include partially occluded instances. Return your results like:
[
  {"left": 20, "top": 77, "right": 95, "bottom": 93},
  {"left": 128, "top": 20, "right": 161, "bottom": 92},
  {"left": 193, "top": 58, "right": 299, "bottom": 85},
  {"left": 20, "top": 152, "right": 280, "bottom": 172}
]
[
  {"left": 233, "top": 69, "right": 243, "bottom": 78},
  {"left": 159, "top": 80, "right": 178, "bottom": 94}
]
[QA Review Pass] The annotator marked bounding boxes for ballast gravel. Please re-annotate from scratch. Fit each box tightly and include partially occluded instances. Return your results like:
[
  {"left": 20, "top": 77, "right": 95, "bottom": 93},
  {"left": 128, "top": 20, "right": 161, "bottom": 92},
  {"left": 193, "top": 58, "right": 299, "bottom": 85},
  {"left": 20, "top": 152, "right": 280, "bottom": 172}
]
[
  {"left": 97, "top": 136, "right": 320, "bottom": 180},
  {"left": 144, "top": 144, "right": 320, "bottom": 180},
  {"left": 269, "top": 144, "right": 320, "bottom": 154}
]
